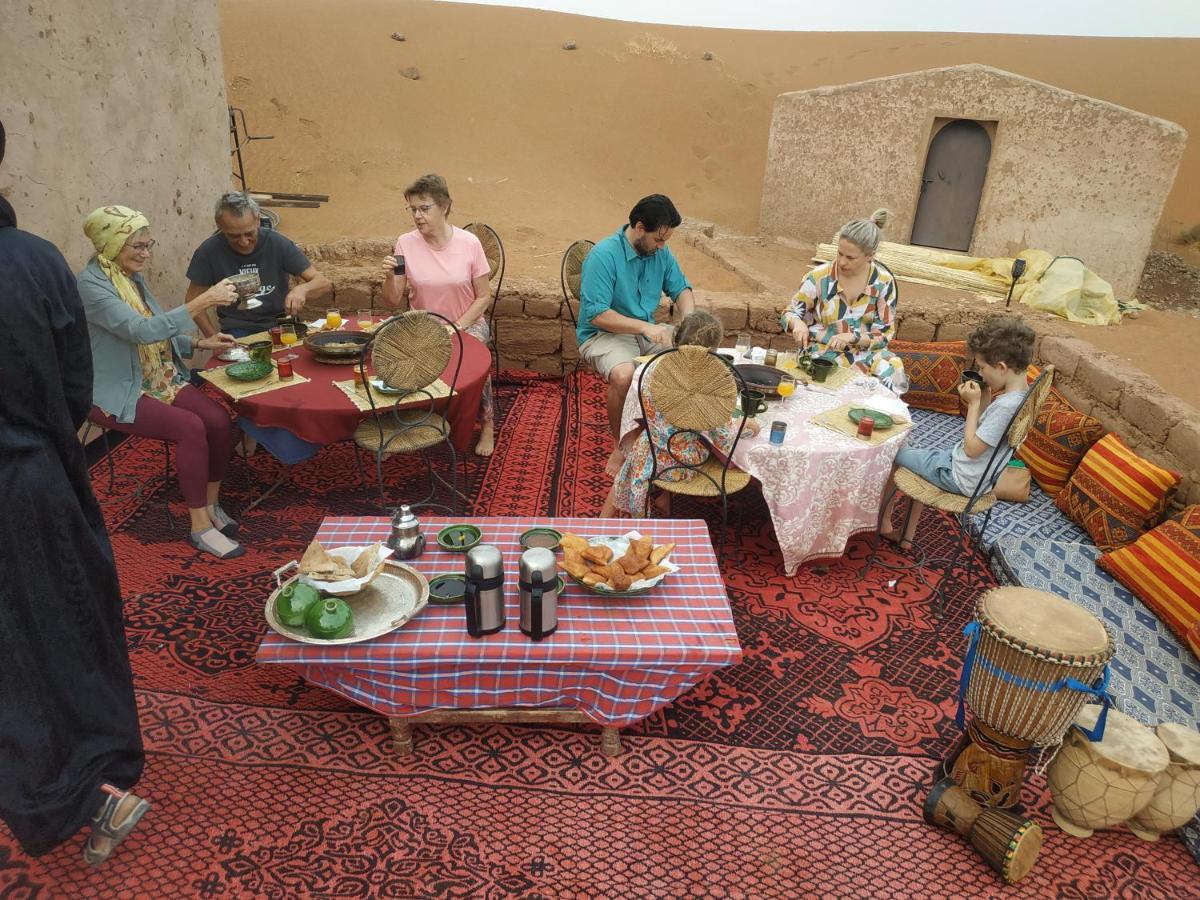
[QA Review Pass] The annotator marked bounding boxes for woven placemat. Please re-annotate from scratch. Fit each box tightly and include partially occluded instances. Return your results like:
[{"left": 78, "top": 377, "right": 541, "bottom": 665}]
[
  {"left": 236, "top": 330, "right": 274, "bottom": 346},
  {"left": 197, "top": 363, "right": 311, "bottom": 401},
  {"left": 809, "top": 402, "right": 912, "bottom": 446},
  {"left": 332, "top": 378, "right": 453, "bottom": 412},
  {"left": 795, "top": 361, "right": 855, "bottom": 391}
]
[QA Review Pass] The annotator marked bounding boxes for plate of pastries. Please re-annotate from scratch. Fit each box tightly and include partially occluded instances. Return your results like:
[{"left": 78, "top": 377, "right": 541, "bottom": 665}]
[{"left": 558, "top": 531, "right": 678, "bottom": 596}]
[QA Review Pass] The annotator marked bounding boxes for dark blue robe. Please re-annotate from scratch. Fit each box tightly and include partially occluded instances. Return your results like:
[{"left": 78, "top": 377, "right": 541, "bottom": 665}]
[{"left": 0, "top": 197, "right": 144, "bottom": 856}]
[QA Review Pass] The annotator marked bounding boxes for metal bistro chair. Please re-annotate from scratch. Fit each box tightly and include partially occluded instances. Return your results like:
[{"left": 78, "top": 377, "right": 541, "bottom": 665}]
[
  {"left": 560, "top": 239, "right": 594, "bottom": 378},
  {"left": 637, "top": 346, "right": 754, "bottom": 558},
  {"left": 81, "top": 413, "right": 176, "bottom": 526},
  {"left": 463, "top": 222, "right": 505, "bottom": 379},
  {"left": 353, "top": 310, "right": 465, "bottom": 514},
  {"left": 864, "top": 365, "right": 1055, "bottom": 617}
]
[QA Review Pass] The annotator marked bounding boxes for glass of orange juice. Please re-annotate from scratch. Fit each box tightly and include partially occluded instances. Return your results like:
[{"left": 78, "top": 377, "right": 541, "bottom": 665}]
[
  {"left": 357, "top": 308, "right": 373, "bottom": 330},
  {"left": 279, "top": 323, "right": 299, "bottom": 360},
  {"left": 777, "top": 374, "right": 797, "bottom": 399},
  {"left": 325, "top": 307, "right": 342, "bottom": 329}
]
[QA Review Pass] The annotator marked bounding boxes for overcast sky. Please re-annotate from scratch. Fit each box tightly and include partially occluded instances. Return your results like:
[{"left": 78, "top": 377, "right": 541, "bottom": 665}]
[{"left": 436, "top": 0, "right": 1200, "bottom": 38}]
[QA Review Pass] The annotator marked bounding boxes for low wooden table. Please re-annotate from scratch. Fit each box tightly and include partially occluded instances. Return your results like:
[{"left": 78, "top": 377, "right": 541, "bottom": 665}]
[{"left": 257, "top": 516, "right": 742, "bottom": 756}]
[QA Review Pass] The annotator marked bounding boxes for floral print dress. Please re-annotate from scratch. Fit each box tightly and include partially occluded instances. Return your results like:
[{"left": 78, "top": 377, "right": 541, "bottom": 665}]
[
  {"left": 781, "top": 261, "right": 906, "bottom": 393},
  {"left": 611, "top": 387, "right": 740, "bottom": 517}
]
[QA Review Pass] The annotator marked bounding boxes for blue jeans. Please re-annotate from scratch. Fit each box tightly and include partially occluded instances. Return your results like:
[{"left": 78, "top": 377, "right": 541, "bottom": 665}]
[{"left": 894, "top": 446, "right": 964, "bottom": 495}]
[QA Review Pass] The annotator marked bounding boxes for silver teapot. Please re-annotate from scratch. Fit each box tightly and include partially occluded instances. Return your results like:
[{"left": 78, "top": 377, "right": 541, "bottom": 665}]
[{"left": 386, "top": 505, "right": 425, "bottom": 560}]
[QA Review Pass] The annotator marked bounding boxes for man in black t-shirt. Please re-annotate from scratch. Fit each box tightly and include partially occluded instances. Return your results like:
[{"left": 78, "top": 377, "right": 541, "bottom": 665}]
[{"left": 186, "top": 192, "right": 331, "bottom": 337}]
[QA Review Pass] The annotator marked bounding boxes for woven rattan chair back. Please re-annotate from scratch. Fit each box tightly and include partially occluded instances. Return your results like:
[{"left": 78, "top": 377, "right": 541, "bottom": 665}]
[
  {"left": 1008, "top": 364, "right": 1054, "bottom": 449},
  {"left": 372, "top": 310, "right": 452, "bottom": 393},
  {"left": 560, "top": 240, "right": 594, "bottom": 327},
  {"left": 463, "top": 222, "right": 505, "bottom": 289},
  {"left": 648, "top": 346, "right": 739, "bottom": 432}
]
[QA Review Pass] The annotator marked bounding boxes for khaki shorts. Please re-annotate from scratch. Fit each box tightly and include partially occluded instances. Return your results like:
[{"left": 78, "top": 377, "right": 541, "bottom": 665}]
[{"left": 579, "top": 327, "right": 675, "bottom": 380}]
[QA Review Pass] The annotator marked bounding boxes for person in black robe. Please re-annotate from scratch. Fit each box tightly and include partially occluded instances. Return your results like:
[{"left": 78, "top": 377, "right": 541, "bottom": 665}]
[{"left": 0, "top": 118, "right": 149, "bottom": 864}]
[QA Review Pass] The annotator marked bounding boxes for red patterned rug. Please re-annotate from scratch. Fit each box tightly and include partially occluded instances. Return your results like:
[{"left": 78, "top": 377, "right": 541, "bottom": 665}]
[{"left": 2, "top": 371, "right": 1193, "bottom": 897}]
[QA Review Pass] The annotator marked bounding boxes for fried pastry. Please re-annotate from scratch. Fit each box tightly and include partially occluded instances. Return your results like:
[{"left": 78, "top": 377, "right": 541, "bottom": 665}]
[
  {"left": 582, "top": 544, "right": 613, "bottom": 566},
  {"left": 581, "top": 572, "right": 605, "bottom": 587},
  {"left": 562, "top": 550, "right": 591, "bottom": 580},
  {"left": 649, "top": 543, "right": 676, "bottom": 566},
  {"left": 637, "top": 564, "right": 669, "bottom": 580},
  {"left": 559, "top": 532, "right": 589, "bottom": 553}
]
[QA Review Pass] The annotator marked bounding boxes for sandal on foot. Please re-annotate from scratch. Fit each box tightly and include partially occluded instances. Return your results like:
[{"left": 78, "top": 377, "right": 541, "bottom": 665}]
[
  {"left": 83, "top": 791, "right": 150, "bottom": 866},
  {"left": 209, "top": 503, "right": 239, "bottom": 539},
  {"left": 189, "top": 527, "right": 245, "bottom": 559}
]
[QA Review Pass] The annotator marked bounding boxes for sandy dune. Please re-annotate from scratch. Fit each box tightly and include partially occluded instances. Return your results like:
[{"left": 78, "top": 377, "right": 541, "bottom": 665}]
[{"left": 220, "top": 0, "right": 1200, "bottom": 269}]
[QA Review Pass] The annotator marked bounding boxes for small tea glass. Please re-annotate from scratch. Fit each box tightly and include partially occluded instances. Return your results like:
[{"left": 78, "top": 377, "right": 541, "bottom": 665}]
[
  {"left": 734, "top": 332, "right": 751, "bottom": 358},
  {"left": 357, "top": 309, "right": 374, "bottom": 330},
  {"left": 325, "top": 307, "right": 342, "bottom": 329}
]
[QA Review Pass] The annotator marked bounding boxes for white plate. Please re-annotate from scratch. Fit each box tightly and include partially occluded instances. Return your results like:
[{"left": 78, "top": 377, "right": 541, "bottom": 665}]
[
  {"left": 264, "top": 562, "right": 429, "bottom": 645},
  {"left": 295, "top": 544, "right": 396, "bottom": 596},
  {"left": 218, "top": 347, "right": 250, "bottom": 362}
]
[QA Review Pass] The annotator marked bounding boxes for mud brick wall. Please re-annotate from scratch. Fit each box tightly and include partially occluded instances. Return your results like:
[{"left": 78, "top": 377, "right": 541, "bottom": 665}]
[{"left": 302, "top": 237, "right": 1200, "bottom": 506}]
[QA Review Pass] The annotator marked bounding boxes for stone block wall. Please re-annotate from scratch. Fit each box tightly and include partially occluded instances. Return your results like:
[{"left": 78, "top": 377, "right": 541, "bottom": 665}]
[{"left": 301, "top": 234, "right": 1200, "bottom": 507}]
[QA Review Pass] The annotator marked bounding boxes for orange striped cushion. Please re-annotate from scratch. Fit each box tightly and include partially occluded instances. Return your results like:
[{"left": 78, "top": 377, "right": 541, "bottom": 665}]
[
  {"left": 1055, "top": 433, "right": 1182, "bottom": 552},
  {"left": 1099, "top": 506, "right": 1200, "bottom": 645},
  {"left": 1188, "top": 619, "right": 1200, "bottom": 661}
]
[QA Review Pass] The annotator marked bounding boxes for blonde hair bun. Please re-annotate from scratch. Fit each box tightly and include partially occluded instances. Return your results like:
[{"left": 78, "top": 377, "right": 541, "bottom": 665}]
[{"left": 870, "top": 208, "right": 890, "bottom": 230}]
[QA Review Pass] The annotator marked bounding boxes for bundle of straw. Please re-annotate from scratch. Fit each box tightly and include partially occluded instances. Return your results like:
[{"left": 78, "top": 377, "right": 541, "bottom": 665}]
[{"left": 814, "top": 241, "right": 1010, "bottom": 297}]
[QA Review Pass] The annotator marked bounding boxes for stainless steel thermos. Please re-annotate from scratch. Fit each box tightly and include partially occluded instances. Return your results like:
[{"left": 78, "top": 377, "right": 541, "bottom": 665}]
[
  {"left": 464, "top": 544, "right": 505, "bottom": 637},
  {"left": 518, "top": 547, "right": 559, "bottom": 641}
]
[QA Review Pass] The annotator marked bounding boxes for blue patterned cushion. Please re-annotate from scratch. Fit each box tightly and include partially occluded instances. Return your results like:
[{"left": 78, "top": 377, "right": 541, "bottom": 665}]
[
  {"left": 908, "top": 410, "right": 1089, "bottom": 551},
  {"left": 987, "top": 536, "right": 1200, "bottom": 730}
]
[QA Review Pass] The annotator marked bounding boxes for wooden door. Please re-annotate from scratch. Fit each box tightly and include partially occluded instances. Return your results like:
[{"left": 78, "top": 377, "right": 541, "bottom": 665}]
[{"left": 911, "top": 120, "right": 992, "bottom": 252}]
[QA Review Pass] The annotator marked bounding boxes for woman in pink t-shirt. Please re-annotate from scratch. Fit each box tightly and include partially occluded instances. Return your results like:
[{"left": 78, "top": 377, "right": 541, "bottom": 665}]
[{"left": 380, "top": 174, "right": 495, "bottom": 456}]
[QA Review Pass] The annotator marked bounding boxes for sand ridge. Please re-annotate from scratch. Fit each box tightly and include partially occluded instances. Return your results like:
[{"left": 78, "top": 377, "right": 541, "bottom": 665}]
[{"left": 219, "top": 0, "right": 1200, "bottom": 262}]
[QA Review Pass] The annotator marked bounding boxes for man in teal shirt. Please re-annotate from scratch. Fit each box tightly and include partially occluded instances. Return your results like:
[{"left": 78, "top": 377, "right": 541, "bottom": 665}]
[{"left": 578, "top": 194, "right": 695, "bottom": 437}]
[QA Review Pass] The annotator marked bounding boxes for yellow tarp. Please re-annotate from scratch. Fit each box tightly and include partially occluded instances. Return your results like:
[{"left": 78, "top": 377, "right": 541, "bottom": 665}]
[{"left": 932, "top": 248, "right": 1123, "bottom": 325}]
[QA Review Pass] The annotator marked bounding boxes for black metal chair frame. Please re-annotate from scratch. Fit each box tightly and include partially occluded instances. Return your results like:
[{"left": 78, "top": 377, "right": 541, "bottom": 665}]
[
  {"left": 464, "top": 222, "right": 506, "bottom": 378},
  {"left": 862, "top": 367, "right": 1053, "bottom": 616},
  {"left": 636, "top": 347, "right": 751, "bottom": 558},
  {"left": 354, "top": 310, "right": 466, "bottom": 514},
  {"left": 81, "top": 417, "right": 176, "bottom": 526}
]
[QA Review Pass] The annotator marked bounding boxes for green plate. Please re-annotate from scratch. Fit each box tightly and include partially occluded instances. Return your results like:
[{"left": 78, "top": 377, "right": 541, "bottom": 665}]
[
  {"left": 225, "top": 359, "right": 274, "bottom": 382},
  {"left": 428, "top": 573, "right": 466, "bottom": 604},
  {"left": 436, "top": 524, "right": 482, "bottom": 552},
  {"left": 520, "top": 527, "right": 562, "bottom": 551},
  {"left": 847, "top": 407, "right": 895, "bottom": 430},
  {"left": 370, "top": 377, "right": 404, "bottom": 395}
]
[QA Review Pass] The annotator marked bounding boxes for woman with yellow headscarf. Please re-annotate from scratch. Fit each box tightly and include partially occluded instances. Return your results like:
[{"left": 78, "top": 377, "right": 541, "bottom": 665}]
[{"left": 78, "top": 205, "right": 245, "bottom": 559}]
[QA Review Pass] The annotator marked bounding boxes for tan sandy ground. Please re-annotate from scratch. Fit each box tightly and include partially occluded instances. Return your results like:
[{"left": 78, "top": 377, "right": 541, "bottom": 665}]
[{"left": 218, "top": 0, "right": 1200, "bottom": 405}]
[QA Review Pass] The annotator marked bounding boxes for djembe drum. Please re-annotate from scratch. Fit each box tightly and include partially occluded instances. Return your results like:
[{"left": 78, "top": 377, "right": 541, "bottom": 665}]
[
  {"left": 924, "top": 778, "right": 1044, "bottom": 885},
  {"left": 1127, "top": 722, "right": 1200, "bottom": 841},
  {"left": 1048, "top": 705, "right": 1169, "bottom": 838},
  {"left": 945, "top": 587, "right": 1114, "bottom": 810}
]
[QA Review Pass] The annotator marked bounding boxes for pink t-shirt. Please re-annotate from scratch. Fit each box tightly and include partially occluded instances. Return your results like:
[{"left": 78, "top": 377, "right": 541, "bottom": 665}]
[{"left": 394, "top": 226, "right": 490, "bottom": 322}]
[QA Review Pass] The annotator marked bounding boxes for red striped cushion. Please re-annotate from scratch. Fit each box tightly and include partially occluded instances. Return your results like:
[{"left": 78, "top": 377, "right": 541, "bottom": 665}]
[
  {"left": 1099, "top": 506, "right": 1200, "bottom": 646},
  {"left": 891, "top": 340, "right": 966, "bottom": 415},
  {"left": 1055, "top": 433, "right": 1182, "bottom": 552},
  {"left": 1188, "top": 619, "right": 1200, "bottom": 661}
]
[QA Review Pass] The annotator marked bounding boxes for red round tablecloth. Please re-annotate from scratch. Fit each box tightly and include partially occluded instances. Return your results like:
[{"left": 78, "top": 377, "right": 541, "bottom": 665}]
[{"left": 206, "top": 328, "right": 491, "bottom": 453}]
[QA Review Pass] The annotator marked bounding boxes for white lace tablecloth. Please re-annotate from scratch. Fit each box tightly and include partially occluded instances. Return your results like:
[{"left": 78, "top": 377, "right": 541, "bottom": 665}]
[{"left": 620, "top": 371, "right": 912, "bottom": 574}]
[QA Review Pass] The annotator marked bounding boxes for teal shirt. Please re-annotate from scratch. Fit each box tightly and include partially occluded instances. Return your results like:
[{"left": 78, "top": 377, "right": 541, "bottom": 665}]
[{"left": 577, "top": 225, "right": 691, "bottom": 345}]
